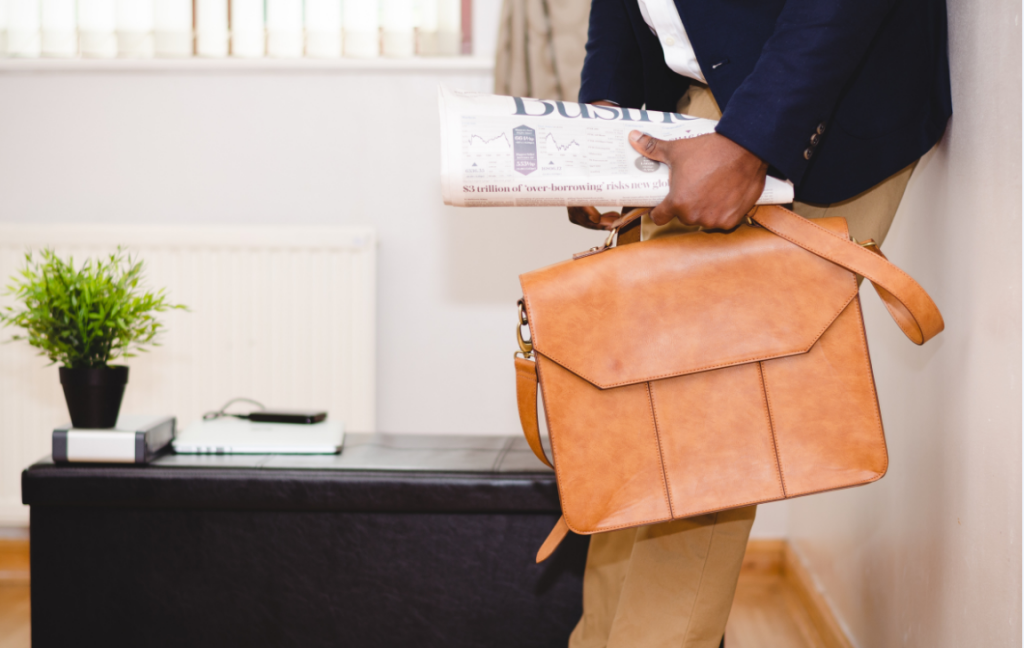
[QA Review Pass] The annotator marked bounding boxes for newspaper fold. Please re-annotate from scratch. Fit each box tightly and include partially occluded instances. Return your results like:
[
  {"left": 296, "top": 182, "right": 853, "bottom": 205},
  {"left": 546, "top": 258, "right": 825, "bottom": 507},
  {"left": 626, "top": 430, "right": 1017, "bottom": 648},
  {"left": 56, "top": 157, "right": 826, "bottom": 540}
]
[{"left": 439, "top": 85, "right": 794, "bottom": 208}]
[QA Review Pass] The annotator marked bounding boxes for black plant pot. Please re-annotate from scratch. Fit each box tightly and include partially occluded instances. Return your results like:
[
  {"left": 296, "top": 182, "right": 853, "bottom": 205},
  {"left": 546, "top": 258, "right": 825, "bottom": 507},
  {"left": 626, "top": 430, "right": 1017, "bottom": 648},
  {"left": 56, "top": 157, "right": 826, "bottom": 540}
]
[{"left": 58, "top": 366, "right": 129, "bottom": 429}]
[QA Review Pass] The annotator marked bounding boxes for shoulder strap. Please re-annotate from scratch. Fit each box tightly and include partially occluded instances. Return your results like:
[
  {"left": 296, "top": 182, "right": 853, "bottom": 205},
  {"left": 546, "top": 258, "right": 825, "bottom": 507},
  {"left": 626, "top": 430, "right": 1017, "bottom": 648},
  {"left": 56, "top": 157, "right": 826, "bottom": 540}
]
[
  {"left": 515, "top": 356, "right": 569, "bottom": 563},
  {"left": 515, "top": 356, "right": 552, "bottom": 469},
  {"left": 605, "top": 205, "right": 944, "bottom": 345},
  {"left": 750, "top": 205, "right": 944, "bottom": 345}
]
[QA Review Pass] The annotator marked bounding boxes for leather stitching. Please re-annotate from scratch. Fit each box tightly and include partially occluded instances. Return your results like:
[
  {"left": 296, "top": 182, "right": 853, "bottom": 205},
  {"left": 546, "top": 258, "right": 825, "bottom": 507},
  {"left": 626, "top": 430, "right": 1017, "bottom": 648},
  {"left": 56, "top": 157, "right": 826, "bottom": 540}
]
[
  {"left": 763, "top": 205, "right": 928, "bottom": 290},
  {"left": 527, "top": 205, "right": 935, "bottom": 386},
  {"left": 577, "top": 478, "right": 882, "bottom": 534},
  {"left": 766, "top": 474, "right": 886, "bottom": 500},
  {"left": 523, "top": 213, "right": 876, "bottom": 388},
  {"left": 517, "top": 361, "right": 553, "bottom": 468},
  {"left": 757, "top": 208, "right": 932, "bottom": 338},
  {"left": 646, "top": 382, "right": 675, "bottom": 518},
  {"left": 574, "top": 515, "right": 674, "bottom": 534},
  {"left": 535, "top": 355, "right": 677, "bottom": 536},
  {"left": 849, "top": 298, "right": 890, "bottom": 476},
  {"left": 534, "top": 290, "right": 858, "bottom": 389},
  {"left": 765, "top": 224, "right": 925, "bottom": 341},
  {"left": 877, "top": 296, "right": 921, "bottom": 342},
  {"left": 769, "top": 204, "right": 850, "bottom": 240},
  {"left": 527, "top": 217, "right": 864, "bottom": 388},
  {"left": 583, "top": 497, "right": 765, "bottom": 533},
  {"left": 570, "top": 303, "right": 889, "bottom": 534},
  {"left": 757, "top": 362, "right": 787, "bottom": 497},
  {"left": 525, "top": 205, "right": 908, "bottom": 537},
  {"left": 533, "top": 355, "right": 566, "bottom": 497}
]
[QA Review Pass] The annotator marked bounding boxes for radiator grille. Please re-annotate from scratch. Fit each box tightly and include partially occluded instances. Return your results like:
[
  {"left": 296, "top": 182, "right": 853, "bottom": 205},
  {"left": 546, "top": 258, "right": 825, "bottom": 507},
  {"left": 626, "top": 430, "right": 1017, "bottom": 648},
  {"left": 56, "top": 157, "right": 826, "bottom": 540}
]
[{"left": 0, "top": 224, "right": 376, "bottom": 525}]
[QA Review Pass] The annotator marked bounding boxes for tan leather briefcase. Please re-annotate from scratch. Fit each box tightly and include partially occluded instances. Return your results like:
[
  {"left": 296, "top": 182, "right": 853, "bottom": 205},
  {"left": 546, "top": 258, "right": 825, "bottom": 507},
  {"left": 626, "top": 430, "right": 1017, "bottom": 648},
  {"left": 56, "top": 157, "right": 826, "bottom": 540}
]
[{"left": 515, "top": 205, "right": 943, "bottom": 562}]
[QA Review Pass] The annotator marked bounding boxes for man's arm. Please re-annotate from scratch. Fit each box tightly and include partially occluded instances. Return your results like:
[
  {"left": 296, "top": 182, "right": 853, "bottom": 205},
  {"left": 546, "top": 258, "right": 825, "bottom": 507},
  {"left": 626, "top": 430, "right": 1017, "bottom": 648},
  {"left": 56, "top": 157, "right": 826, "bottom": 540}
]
[
  {"left": 714, "top": 0, "right": 896, "bottom": 187},
  {"left": 578, "top": 0, "right": 645, "bottom": 108},
  {"left": 568, "top": 101, "right": 633, "bottom": 231},
  {"left": 569, "top": 0, "right": 646, "bottom": 231},
  {"left": 632, "top": 0, "right": 898, "bottom": 231}
]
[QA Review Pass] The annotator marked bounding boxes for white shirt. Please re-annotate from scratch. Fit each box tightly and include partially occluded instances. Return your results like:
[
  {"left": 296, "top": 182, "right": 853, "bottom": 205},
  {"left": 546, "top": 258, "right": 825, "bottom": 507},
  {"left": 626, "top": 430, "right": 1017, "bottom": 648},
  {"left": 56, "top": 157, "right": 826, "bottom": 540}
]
[{"left": 637, "top": 0, "right": 706, "bottom": 83}]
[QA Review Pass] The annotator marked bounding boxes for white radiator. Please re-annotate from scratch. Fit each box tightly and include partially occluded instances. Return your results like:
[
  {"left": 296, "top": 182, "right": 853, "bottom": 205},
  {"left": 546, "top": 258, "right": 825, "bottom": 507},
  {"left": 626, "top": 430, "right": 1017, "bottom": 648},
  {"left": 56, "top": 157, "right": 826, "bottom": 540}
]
[{"left": 0, "top": 224, "right": 376, "bottom": 526}]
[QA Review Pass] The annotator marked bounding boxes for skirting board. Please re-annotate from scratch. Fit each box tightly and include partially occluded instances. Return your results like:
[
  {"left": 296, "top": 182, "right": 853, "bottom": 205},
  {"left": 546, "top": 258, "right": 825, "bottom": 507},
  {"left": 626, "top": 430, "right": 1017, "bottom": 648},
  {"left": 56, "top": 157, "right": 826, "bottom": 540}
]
[{"left": 742, "top": 540, "right": 855, "bottom": 648}]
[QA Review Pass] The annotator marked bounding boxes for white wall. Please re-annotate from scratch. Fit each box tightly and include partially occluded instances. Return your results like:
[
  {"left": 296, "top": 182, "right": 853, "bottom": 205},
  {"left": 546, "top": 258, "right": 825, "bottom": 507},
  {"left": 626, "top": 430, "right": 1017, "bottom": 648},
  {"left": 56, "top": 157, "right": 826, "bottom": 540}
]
[
  {"left": 0, "top": 63, "right": 790, "bottom": 537},
  {"left": 0, "top": 66, "right": 587, "bottom": 432},
  {"left": 786, "top": 1, "right": 1022, "bottom": 646},
  {"left": 0, "top": 0, "right": 1014, "bottom": 629}
]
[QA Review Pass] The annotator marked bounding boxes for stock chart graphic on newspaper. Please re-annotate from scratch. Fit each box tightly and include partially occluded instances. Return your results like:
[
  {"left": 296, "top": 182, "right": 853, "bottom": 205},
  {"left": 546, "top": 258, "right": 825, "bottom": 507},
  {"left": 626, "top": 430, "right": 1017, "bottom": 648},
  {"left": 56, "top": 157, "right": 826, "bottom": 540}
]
[{"left": 439, "top": 86, "right": 795, "bottom": 208}]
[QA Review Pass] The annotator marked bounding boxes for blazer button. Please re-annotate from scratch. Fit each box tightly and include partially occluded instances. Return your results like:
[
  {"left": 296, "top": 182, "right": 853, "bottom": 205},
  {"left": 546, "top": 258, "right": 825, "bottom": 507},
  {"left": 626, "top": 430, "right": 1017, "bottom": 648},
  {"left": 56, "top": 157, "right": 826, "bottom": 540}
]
[
  {"left": 817, "top": 122, "right": 826, "bottom": 135},
  {"left": 803, "top": 148, "right": 814, "bottom": 160},
  {"left": 810, "top": 133, "right": 820, "bottom": 146}
]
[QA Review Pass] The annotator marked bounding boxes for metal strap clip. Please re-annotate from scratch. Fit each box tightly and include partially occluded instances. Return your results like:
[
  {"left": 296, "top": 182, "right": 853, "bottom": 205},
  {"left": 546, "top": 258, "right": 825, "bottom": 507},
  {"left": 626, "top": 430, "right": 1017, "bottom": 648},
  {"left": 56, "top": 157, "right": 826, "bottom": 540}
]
[{"left": 515, "top": 299, "right": 533, "bottom": 359}]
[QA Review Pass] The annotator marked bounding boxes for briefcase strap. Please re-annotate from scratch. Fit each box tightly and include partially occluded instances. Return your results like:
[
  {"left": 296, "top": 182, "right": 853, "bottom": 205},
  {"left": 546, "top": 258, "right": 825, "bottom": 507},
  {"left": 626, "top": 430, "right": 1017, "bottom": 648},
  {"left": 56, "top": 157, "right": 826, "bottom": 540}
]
[
  {"left": 750, "top": 205, "right": 944, "bottom": 345},
  {"left": 515, "top": 355, "right": 569, "bottom": 563},
  {"left": 596, "top": 204, "right": 944, "bottom": 344},
  {"left": 515, "top": 356, "right": 551, "bottom": 470}
]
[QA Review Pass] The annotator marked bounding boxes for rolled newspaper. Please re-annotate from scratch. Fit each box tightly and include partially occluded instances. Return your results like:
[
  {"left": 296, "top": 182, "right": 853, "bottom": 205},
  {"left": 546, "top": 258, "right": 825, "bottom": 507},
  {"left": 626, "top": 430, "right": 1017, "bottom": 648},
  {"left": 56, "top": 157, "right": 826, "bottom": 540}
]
[{"left": 439, "top": 86, "right": 795, "bottom": 208}]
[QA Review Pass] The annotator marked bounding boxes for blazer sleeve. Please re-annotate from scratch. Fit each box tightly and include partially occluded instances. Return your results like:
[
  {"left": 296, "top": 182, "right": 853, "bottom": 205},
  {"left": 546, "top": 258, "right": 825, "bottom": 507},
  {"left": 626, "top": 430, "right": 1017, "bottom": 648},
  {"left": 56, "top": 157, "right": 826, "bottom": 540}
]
[
  {"left": 578, "top": 0, "right": 646, "bottom": 108},
  {"left": 714, "top": 0, "right": 895, "bottom": 187}
]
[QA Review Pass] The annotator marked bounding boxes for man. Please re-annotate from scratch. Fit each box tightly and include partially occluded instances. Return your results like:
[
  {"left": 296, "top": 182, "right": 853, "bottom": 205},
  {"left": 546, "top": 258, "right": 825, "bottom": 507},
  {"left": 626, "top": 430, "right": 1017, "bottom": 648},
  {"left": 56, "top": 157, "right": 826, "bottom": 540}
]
[{"left": 565, "top": 1, "right": 951, "bottom": 646}]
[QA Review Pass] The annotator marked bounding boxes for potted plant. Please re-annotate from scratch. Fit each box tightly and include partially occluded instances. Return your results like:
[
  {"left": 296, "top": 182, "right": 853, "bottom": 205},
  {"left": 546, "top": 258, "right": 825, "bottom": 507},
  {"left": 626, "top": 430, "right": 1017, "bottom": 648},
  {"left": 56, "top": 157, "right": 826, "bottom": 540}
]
[{"left": 0, "top": 248, "right": 185, "bottom": 429}]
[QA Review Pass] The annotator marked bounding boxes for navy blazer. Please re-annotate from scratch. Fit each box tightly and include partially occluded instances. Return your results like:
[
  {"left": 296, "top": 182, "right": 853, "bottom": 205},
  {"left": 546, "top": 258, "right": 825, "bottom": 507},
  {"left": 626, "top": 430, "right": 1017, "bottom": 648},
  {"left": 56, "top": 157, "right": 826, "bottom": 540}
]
[{"left": 578, "top": 0, "right": 952, "bottom": 203}]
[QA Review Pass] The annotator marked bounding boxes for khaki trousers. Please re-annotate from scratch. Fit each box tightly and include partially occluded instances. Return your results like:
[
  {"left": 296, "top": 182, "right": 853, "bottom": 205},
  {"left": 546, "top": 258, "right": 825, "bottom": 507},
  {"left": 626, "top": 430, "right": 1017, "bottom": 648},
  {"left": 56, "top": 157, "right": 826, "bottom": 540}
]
[{"left": 569, "top": 84, "right": 916, "bottom": 648}]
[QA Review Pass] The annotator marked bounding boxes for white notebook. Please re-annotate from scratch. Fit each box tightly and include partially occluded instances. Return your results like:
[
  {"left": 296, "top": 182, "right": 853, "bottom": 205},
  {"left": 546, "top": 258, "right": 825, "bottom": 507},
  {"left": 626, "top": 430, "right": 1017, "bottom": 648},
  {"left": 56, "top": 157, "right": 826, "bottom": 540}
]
[{"left": 173, "top": 417, "right": 344, "bottom": 455}]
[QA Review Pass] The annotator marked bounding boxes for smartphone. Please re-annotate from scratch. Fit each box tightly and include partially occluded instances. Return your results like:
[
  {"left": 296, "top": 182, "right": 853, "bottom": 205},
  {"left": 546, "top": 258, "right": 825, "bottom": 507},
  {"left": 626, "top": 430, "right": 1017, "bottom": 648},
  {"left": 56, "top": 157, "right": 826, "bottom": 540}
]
[{"left": 248, "top": 409, "right": 327, "bottom": 424}]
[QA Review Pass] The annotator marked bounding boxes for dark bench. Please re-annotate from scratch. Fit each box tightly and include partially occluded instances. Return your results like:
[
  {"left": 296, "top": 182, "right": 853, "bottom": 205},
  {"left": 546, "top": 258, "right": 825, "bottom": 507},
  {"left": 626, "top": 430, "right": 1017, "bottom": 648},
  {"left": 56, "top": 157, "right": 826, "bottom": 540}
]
[{"left": 22, "top": 433, "right": 588, "bottom": 648}]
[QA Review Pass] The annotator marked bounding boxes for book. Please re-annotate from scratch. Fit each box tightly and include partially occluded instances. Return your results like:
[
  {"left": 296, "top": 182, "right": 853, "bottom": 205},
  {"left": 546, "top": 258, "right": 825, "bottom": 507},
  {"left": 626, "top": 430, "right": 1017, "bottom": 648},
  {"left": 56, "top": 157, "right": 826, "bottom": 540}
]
[
  {"left": 154, "top": 0, "right": 193, "bottom": 57},
  {"left": 115, "top": 0, "right": 155, "bottom": 57},
  {"left": 79, "top": 0, "right": 117, "bottom": 58},
  {"left": 53, "top": 415, "right": 176, "bottom": 465},
  {"left": 195, "top": 0, "right": 228, "bottom": 57},
  {"left": 305, "top": 0, "right": 342, "bottom": 58},
  {"left": 342, "top": 0, "right": 378, "bottom": 58},
  {"left": 381, "top": 0, "right": 414, "bottom": 58},
  {"left": 266, "top": 0, "right": 302, "bottom": 58},
  {"left": 230, "top": 0, "right": 265, "bottom": 57},
  {"left": 42, "top": 0, "right": 77, "bottom": 57}
]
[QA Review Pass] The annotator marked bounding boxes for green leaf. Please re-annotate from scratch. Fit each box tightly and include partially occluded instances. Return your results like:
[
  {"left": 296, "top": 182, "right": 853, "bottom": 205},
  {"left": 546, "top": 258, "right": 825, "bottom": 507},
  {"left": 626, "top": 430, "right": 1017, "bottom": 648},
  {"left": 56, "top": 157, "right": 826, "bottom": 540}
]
[{"left": 0, "top": 246, "right": 187, "bottom": 367}]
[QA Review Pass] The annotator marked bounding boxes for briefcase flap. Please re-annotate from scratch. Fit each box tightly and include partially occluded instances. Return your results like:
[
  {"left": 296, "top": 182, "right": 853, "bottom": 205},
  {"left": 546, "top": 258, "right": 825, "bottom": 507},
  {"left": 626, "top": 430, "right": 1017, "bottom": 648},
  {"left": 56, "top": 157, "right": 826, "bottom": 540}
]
[{"left": 519, "top": 217, "right": 859, "bottom": 389}]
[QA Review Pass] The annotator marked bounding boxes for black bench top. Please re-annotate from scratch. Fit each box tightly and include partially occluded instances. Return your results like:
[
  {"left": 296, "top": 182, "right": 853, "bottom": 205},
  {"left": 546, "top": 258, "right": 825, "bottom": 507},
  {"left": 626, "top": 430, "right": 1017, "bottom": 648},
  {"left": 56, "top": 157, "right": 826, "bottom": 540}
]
[{"left": 22, "top": 432, "right": 559, "bottom": 513}]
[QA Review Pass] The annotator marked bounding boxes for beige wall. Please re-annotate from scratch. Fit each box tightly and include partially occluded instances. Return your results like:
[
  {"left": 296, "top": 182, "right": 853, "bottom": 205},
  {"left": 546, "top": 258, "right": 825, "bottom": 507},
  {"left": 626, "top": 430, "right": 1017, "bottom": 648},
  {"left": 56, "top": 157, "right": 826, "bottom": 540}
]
[{"left": 787, "top": 0, "right": 1022, "bottom": 646}]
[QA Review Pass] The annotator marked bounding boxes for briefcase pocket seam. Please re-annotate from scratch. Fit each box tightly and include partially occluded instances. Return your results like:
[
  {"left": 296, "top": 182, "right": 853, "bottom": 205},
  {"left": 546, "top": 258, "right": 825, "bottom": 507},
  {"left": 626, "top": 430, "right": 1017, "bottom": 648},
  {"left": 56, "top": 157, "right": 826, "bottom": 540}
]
[
  {"left": 851, "top": 298, "right": 890, "bottom": 476},
  {"left": 757, "top": 362, "right": 788, "bottom": 498},
  {"left": 646, "top": 382, "right": 676, "bottom": 518}
]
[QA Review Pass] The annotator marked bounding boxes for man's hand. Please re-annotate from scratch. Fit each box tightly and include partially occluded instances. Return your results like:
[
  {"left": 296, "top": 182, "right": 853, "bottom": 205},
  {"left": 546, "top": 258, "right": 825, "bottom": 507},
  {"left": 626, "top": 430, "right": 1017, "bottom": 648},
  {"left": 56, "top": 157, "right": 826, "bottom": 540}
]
[
  {"left": 567, "top": 100, "right": 628, "bottom": 231},
  {"left": 567, "top": 206, "right": 625, "bottom": 230},
  {"left": 629, "top": 131, "right": 769, "bottom": 230}
]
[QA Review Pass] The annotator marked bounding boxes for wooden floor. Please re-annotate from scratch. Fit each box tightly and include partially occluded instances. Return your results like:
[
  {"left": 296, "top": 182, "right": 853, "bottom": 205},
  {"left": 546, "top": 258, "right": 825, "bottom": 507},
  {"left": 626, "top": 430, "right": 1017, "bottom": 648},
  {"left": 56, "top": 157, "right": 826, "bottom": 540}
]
[
  {"left": 0, "top": 540, "right": 835, "bottom": 648},
  {"left": 727, "top": 572, "right": 825, "bottom": 648},
  {"left": 0, "top": 586, "right": 30, "bottom": 648}
]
